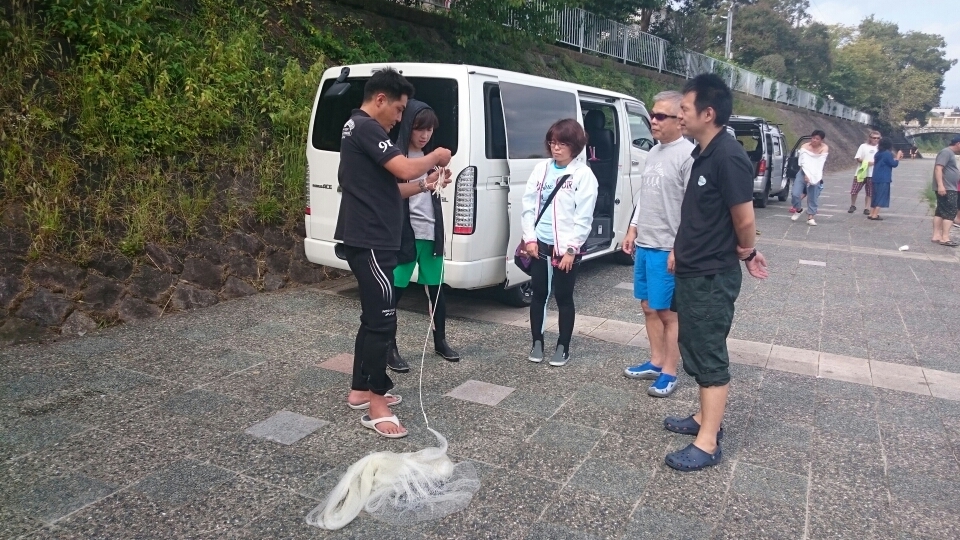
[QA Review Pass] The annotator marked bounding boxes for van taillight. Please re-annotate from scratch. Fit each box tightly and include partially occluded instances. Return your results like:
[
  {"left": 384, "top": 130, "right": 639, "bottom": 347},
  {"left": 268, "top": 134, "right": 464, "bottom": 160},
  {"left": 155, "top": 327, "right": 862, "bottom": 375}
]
[
  {"left": 453, "top": 166, "right": 477, "bottom": 235},
  {"left": 758, "top": 158, "right": 767, "bottom": 175}
]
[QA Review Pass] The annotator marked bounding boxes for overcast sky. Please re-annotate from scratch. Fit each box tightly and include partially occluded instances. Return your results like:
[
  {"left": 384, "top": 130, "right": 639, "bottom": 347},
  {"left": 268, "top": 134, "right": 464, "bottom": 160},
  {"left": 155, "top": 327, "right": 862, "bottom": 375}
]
[{"left": 808, "top": 0, "right": 959, "bottom": 106}]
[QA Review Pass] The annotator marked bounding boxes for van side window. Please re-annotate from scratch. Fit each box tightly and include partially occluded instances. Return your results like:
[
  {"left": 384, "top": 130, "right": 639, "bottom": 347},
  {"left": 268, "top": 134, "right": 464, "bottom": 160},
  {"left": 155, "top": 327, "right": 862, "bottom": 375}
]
[
  {"left": 485, "top": 84, "right": 507, "bottom": 159},
  {"left": 313, "top": 77, "right": 459, "bottom": 155},
  {"left": 626, "top": 105, "right": 654, "bottom": 151},
  {"left": 499, "top": 82, "right": 578, "bottom": 159}
]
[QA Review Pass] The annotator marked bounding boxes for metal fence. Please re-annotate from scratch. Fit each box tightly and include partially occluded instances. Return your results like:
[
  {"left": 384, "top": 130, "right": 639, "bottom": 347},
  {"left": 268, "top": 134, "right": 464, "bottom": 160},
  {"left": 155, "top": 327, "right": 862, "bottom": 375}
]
[{"left": 416, "top": 1, "right": 872, "bottom": 125}]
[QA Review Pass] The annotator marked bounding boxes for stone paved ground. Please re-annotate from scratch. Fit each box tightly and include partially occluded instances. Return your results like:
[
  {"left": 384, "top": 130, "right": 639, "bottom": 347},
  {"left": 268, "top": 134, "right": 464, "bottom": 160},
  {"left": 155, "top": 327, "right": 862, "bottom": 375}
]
[{"left": 3, "top": 159, "right": 960, "bottom": 539}]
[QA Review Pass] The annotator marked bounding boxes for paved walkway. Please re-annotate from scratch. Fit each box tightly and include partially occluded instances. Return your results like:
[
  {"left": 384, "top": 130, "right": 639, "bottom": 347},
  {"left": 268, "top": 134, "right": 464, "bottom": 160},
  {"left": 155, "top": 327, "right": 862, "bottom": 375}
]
[{"left": 2, "top": 160, "right": 960, "bottom": 539}]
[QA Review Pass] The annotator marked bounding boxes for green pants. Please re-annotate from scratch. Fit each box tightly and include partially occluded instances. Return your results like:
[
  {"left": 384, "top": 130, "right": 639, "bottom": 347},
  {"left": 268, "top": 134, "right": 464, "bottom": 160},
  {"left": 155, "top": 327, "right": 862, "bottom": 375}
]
[
  {"left": 394, "top": 239, "right": 443, "bottom": 287},
  {"left": 674, "top": 266, "right": 742, "bottom": 387}
]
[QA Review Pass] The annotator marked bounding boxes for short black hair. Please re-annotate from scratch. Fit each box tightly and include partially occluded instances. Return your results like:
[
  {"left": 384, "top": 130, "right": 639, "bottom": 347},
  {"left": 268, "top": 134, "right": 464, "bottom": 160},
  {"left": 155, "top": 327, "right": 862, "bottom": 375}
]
[
  {"left": 878, "top": 139, "right": 893, "bottom": 152},
  {"left": 811, "top": 129, "right": 826, "bottom": 139},
  {"left": 681, "top": 74, "right": 733, "bottom": 127},
  {"left": 363, "top": 68, "right": 415, "bottom": 103}
]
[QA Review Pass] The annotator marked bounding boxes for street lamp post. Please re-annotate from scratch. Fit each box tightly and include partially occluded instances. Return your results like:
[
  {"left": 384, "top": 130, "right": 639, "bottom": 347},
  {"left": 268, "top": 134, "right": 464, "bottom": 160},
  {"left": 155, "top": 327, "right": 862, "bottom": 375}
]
[{"left": 724, "top": 5, "right": 733, "bottom": 60}]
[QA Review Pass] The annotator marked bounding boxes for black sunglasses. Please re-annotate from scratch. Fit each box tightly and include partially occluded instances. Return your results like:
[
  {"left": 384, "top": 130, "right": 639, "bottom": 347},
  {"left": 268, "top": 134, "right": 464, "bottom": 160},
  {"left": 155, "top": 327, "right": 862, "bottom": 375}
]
[{"left": 650, "top": 113, "right": 678, "bottom": 122}]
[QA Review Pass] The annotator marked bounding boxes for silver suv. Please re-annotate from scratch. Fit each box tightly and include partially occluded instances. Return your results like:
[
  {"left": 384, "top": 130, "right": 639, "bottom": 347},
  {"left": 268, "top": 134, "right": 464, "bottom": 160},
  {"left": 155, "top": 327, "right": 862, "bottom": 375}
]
[{"left": 728, "top": 116, "right": 788, "bottom": 208}]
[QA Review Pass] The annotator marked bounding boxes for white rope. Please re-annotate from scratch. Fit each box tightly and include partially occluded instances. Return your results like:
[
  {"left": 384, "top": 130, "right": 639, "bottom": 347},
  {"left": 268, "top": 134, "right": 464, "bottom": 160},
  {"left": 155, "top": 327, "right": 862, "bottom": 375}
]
[{"left": 306, "top": 174, "right": 479, "bottom": 531}]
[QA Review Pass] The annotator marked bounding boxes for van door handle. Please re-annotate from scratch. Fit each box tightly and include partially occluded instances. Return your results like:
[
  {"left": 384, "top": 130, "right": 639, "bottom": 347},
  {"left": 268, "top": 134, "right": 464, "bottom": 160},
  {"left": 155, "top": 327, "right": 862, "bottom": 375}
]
[{"left": 631, "top": 160, "right": 639, "bottom": 166}]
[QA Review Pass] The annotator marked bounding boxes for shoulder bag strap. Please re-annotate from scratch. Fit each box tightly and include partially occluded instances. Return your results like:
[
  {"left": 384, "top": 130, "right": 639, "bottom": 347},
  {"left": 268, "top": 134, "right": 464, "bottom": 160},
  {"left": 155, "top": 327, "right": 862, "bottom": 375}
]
[{"left": 534, "top": 174, "right": 571, "bottom": 226}]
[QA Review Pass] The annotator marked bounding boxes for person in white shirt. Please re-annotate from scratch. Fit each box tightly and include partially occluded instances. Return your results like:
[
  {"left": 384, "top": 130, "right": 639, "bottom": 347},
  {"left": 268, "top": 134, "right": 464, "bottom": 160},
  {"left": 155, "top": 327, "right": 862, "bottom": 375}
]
[
  {"left": 521, "top": 119, "right": 598, "bottom": 367},
  {"left": 850, "top": 131, "right": 880, "bottom": 214},
  {"left": 790, "top": 130, "right": 829, "bottom": 226}
]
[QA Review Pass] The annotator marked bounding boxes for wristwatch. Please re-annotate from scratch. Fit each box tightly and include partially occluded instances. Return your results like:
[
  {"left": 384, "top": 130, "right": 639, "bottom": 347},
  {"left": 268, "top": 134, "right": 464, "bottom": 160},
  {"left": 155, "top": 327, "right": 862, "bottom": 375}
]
[
  {"left": 565, "top": 247, "right": 577, "bottom": 256},
  {"left": 418, "top": 178, "right": 427, "bottom": 193},
  {"left": 742, "top": 248, "right": 757, "bottom": 262}
]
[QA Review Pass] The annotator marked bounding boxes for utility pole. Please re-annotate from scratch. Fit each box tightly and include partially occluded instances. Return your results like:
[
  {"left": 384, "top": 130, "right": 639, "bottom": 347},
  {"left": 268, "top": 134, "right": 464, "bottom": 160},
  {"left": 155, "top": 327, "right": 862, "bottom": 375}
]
[{"left": 724, "top": 4, "right": 734, "bottom": 60}]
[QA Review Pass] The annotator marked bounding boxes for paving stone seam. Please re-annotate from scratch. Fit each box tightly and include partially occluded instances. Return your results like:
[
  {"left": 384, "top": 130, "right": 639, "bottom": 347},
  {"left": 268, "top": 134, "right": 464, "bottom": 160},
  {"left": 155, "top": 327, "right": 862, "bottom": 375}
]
[
  {"left": 452, "top": 305, "right": 960, "bottom": 401},
  {"left": 758, "top": 237, "right": 960, "bottom": 264},
  {"left": 802, "top": 461, "right": 813, "bottom": 540}
]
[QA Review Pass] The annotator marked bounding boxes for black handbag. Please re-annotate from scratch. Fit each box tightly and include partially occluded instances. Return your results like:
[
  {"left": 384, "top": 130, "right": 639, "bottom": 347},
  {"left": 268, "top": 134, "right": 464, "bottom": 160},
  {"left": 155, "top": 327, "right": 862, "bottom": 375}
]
[{"left": 513, "top": 174, "right": 570, "bottom": 275}]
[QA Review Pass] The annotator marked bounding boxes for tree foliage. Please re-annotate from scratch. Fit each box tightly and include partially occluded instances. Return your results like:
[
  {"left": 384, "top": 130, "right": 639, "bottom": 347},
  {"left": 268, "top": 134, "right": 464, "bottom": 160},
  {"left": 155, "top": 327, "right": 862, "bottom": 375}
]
[
  {"left": 824, "top": 19, "right": 956, "bottom": 123},
  {"left": 642, "top": 0, "right": 953, "bottom": 123}
]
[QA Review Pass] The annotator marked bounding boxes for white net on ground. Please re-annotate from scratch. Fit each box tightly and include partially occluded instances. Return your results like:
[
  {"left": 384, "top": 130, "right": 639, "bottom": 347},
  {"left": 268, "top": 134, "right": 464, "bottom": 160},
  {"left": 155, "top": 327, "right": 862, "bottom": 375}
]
[
  {"left": 305, "top": 428, "right": 479, "bottom": 530},
  {"left": 305, "top": 256, "right": 480, "bottom": 531}
]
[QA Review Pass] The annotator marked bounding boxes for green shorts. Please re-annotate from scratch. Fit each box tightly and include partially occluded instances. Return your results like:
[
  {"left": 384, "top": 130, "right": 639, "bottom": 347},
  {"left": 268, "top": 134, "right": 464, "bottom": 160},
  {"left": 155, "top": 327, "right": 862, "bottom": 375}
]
[
  {"left": 674, "top": 266, "right": 742, "bottom": 387},
  {"left": 394, "top": 239, "right": 443, "bottom": 287}
]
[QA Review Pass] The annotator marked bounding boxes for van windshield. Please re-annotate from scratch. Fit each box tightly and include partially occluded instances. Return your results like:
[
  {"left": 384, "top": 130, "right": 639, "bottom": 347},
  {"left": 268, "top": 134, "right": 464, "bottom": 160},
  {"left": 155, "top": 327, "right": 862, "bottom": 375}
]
[{"left": 313, "top": 77, "right": 458, "bottom": 154}]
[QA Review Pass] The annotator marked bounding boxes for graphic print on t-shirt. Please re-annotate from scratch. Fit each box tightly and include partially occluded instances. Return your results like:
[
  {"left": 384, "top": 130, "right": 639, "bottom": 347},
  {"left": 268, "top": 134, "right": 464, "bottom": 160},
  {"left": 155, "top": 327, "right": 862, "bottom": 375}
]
[{"left": 334, "top": 110, "right": 405, "bottom": 251}]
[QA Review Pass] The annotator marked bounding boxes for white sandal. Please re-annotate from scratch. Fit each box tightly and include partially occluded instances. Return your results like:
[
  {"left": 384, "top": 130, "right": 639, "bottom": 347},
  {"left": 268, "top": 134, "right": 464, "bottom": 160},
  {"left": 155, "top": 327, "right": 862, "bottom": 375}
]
[
  {"left": 360, "top": 414, "right": 408, "bottom": 439},
  {"left": 346, "top": 393, "right": 402, "bottom": 410}
]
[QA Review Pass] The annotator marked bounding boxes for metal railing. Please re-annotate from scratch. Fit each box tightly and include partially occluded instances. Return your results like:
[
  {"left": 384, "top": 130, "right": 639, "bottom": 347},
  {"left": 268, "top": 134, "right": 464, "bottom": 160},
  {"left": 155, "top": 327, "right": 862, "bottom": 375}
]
[{"left": 414, "top": 1, "right": 872, "bottom": 125}]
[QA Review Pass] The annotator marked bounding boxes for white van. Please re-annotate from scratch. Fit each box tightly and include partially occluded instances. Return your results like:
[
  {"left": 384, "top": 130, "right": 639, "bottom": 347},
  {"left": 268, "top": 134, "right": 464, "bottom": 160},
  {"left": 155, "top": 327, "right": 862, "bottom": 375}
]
[{"left": 305, "top": 63, "right": 654, "bottom": 306}]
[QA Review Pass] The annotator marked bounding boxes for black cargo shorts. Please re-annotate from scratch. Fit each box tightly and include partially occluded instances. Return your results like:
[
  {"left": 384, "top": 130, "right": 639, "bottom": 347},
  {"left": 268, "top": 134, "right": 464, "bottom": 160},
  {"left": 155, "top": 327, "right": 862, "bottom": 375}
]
[{"left": 673, "top": 266, "right": 742, "bottom": 387}]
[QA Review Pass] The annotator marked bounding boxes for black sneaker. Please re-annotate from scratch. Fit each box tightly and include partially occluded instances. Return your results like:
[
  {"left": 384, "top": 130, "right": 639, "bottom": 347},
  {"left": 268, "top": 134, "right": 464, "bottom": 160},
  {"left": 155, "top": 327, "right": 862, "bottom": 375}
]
[
  {"left": 434, "top": 339, "right": 460, "bottom": 362},
  {"left": 863, "top": 209, "right": 870, "bottom": 215},
  {"left": 848, "top": 205, "right": 856, "bottom": 213},
  {"left": 386, "top": 343, "right": 410, "bottom": 373}
]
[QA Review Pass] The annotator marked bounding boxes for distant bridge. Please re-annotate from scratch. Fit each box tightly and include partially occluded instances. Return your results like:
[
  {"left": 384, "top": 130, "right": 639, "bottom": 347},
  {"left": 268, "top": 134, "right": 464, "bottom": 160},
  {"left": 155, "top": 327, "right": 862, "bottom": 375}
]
[
  {"left": 903, "top": 118, "right": 960, "bottom": 137},
  {"left": 904, "top": 126, "right": 960, "bottom": 136}
]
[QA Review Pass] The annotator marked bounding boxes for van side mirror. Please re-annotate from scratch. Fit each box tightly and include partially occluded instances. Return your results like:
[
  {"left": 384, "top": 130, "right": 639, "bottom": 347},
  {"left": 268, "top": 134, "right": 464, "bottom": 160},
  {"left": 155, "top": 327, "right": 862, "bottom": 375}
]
[{"left": 323, "top": 67, "right": 351, "bottom": 98}]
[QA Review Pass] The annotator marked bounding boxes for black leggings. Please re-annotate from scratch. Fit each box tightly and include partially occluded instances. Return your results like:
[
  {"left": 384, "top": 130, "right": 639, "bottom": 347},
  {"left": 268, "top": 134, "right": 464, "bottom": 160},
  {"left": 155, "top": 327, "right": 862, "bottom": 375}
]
[
  {"left": 529, "top": 241, "right": 579, "bottom": 352},
  {"left": 342, "top": 245, "right": 396, "bottom": 395},
  {"left": 394, "top": 284, "right": 448, "bottom": 343}
]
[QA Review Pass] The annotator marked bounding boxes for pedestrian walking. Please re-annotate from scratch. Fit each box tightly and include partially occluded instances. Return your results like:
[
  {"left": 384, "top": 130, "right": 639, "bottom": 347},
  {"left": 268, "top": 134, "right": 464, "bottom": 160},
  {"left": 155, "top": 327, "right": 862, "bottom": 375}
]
[
  {"left": 850, "top": 131, "right": 880, "bottom": 214},
  {"left": 384, "top": 100, "right": 458, "bottom": 373},
  {"left": 867, "top": 140, "right": 901, "bottom": 221},
  {"left": 523, "top": 119, "right": 598, "bottom": 367},
  {"left": 337, "top": 69, "right": 452, "bottom": 438},
  {"left": 663, "top": 74, "right": 768, "bottom": 472},
  {"left": 931, "top": 136, "right": 960, "bottom": 247},
  {"left": 790, "top": 129, "right": 829, "bottom": 226},
  {"left": 621, "top": 91, "right": 694, "bottom": 398}
]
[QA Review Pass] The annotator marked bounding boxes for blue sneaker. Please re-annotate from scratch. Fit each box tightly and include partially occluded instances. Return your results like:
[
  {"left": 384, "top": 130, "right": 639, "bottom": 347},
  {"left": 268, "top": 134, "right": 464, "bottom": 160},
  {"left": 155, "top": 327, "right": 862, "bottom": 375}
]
[
  {"left": 624, "top": 361, "right": 662, "bottom": 380},
  {"left": 647, "top": 373, "right": 677, "bottom": 397}
]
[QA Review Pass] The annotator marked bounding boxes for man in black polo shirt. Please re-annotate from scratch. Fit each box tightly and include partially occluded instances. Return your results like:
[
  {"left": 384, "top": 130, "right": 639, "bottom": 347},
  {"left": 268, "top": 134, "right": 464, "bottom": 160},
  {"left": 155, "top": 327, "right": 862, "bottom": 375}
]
[
  {"left": 337, "top": 69, "right": 452, "bottom": 438},
  {"left": 663, "top": 74, "right": 769, "bottom": 471}
]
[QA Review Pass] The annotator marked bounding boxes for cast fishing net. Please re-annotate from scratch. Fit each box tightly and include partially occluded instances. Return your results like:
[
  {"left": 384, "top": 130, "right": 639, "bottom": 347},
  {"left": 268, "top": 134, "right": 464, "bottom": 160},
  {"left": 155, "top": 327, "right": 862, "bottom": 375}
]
[{"left": 306, "top": 226, "right": 479, "bottom": 531}]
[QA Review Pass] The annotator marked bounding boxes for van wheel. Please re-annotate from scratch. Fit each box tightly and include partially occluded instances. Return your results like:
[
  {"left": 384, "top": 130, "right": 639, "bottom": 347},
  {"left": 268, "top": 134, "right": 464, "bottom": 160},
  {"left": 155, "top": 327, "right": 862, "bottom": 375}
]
[
  {"left": 777, "top": 178, "right": 790, "bottom": 202},
  {"left": 754, "top": 180, "right": 770, "bottom": 208},
  {"left": 499, "top": 283, "right": 533, "bottom": 308},
  {"left": 612, "top": 250, "right": 634, "bottom": 266}
]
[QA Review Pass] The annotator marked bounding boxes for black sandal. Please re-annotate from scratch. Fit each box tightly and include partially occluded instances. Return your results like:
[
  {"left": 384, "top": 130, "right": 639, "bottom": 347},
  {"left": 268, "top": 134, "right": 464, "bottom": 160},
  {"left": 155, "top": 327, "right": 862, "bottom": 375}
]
[{"left": 940, "top": 241, "right": 959, "bottom": 247}]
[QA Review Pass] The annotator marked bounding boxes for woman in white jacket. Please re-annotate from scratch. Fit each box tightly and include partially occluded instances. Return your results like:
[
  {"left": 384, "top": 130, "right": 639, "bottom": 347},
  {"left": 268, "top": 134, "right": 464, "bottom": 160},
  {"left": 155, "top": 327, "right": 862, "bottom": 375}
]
[{"left": 521, "top": 119, "right": 599, "bottom": 366}]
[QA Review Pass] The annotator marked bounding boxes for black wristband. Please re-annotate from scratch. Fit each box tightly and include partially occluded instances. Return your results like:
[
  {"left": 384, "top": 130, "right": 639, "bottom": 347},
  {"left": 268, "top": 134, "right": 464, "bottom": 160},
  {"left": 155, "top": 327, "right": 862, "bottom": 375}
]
[{"left": 743, "top": 249, "right": 757, "bottom": 262}]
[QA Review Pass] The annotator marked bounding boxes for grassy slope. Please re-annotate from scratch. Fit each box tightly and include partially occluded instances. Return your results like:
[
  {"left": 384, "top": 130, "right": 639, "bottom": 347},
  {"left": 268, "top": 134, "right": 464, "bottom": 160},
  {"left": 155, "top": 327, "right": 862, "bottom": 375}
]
[{"left": 0, "top": 0, "right": 860, "bottom": 266}]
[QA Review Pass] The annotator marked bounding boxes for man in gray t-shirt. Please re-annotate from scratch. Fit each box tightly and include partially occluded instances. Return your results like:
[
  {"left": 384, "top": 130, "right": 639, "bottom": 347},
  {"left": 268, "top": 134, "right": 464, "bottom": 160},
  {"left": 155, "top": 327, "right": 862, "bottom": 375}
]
[
  {"left": 932, "top": 136, "right": 960, "bottom": 245},
  {"left": 621, "top": 91, "right": 694, "bottom": 398}
]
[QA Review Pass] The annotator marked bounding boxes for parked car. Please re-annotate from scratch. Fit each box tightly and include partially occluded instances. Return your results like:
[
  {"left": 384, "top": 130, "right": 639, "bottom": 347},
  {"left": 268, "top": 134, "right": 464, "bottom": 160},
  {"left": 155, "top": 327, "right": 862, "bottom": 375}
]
[
  {"left": 727, "top": 115, "right": 788, "bottom": 208},
  {"left": 785, "top": 135, "right": 811, "bottom": 183},
  {"left": 306, "top": 63, "right": 654, "bottom": 306}
]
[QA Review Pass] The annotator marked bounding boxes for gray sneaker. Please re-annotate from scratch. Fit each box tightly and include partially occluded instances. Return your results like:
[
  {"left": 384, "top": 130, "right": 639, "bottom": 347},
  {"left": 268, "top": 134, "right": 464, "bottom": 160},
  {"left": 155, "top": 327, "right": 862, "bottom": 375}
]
[
  {"left": 529, "top": 341, "right": 544, "bottom": 363},
  {"left": 548, "top": 345, "right": 570, "bottom": 367}
]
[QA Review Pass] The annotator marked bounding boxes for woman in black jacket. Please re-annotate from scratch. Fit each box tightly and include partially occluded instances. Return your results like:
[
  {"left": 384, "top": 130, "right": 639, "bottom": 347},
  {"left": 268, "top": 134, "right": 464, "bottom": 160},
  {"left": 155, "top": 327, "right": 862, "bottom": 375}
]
[{"left": 386, "top": 100, "right": 458, "bottom": 372}]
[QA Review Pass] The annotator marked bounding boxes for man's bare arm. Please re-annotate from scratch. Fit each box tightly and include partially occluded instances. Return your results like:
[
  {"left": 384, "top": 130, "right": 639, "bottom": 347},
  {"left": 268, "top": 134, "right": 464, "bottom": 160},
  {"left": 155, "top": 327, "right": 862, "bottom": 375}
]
[
  {"left": 730, "top": 201, "right": 757, "bottom": 249},
  {"left": 383, "top": 148, "right": 452, "bottom": 181}
]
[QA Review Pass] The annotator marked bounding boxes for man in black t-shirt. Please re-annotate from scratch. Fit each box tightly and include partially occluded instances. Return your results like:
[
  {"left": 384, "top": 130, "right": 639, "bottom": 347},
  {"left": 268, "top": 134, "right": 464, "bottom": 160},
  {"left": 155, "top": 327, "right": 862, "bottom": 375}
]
[
  {"left": 662, "top": 74, "right": 769, "bottom": 471},
  {"left": 337, "top": 69, "right": 452, "bottom": 439}
]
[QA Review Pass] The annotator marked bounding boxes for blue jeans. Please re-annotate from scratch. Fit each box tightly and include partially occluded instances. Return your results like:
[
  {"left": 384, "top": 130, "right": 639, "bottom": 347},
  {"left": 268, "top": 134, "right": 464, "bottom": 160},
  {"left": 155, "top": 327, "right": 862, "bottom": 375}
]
[{"left": 791, "top": 170, "right": 821, "bottom": 216}]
